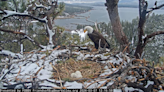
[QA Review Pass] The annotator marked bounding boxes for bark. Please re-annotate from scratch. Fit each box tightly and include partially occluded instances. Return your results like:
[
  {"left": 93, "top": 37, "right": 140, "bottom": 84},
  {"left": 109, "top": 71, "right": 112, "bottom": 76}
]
[
  {"left": 134, "top": 0, "right": 147, "bottom": 58},
  {"left": 105, "top": 0, "right": 129, "bottom": 52},
  {"left": 134, "top": 0, "right": 164, "bottom": 58}
]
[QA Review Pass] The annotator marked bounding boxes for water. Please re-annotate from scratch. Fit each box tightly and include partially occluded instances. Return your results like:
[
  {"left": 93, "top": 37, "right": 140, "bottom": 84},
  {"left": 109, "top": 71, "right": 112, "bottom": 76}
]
[{"left": 55, "top": 6, "right": 164, "bottom": 29}]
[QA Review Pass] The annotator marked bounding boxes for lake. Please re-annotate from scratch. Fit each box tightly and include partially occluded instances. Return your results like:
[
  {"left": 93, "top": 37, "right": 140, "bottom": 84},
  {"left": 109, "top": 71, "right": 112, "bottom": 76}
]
[{"left": 55, "top": 6, "right": 164, "bottom": 30}]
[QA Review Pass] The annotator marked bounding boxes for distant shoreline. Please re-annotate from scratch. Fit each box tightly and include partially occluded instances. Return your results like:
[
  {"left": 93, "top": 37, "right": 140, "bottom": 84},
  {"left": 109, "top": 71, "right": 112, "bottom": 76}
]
[{"left": 56, "top": 8, "right": 94, "bottom": 19}]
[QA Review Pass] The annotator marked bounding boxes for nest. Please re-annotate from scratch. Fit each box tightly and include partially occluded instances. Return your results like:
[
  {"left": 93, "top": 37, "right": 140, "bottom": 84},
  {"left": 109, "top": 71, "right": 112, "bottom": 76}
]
[{"left": 52, "top": 58, "right": 104, "bottom": 81}]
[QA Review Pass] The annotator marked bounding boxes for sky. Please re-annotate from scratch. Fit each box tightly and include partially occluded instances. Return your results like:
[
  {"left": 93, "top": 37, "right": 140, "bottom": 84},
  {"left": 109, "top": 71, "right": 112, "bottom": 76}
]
[{"left": 59, "top": 0, "right": 164, "bottom": 5}]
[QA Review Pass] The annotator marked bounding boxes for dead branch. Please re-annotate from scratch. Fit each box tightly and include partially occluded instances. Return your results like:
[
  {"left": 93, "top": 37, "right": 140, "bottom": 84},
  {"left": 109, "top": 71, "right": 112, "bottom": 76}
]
[
  {"left": 12, "top": 0, "right": 18, "bottom": 12},
  {"left": 143, "top": 31, "right": 164, "bottom": 46},
  {"left": 97, "top": 79, "right": 114, "bottom": 89},
  {"left": 0, "top": 28, "right": 44, "bottom": 49},
  {"left": 50, "top": 62, "right": 63, "bottom": 87},
  {"left": 134, "top": 0, "right": 164, "bottom": 58},
  {"left": 148, "top": 4, "right": 164, "bottom": 13},
  {"left": 1, "top": 12, "right": 46, "bottom": 23},
  {"left": 126, "top": 82, "right": 153, "bottom": 92},
  {"left": 0, "top": 67, "right": 14, "bottom": 80},
  {"left": 84, "top": 78, "right": 115, "bottom": 89},
  {"left": 100, "top": 57, "right": 125, "bottom": 78},
  {"left": 145, "top": 31, "right": 164, "bottom": 40},
  {"left": 3, "top": 81, "right": 32, "bottom": 89},
  {"left": 0, "top": 49, "right": 40, "bottom": 66},
  {"left": 0, "top": 8, "right": 7, "bottom": 14},
  {"left": 0, "top": 28, "right": 26, "bottom": 35},
  {"left": 122, "top": 42, "right": 131, "bottom": 53},
  {"left": 85, "top": 17, "right": 101, "bottom": 32},
  {"left": 35, "top": 66, "right": 44, "bottom": 76}
]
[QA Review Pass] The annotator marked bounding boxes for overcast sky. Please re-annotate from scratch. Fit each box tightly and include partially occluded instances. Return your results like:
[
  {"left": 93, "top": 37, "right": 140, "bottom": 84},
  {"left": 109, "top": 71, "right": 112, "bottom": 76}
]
[{"left": 59, "top": 0, "right": 164, "bottom": 5}]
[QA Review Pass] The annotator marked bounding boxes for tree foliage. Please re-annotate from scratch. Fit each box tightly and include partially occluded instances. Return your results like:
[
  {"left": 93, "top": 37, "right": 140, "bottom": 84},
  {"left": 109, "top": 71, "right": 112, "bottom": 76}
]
[{"left": 0, "top": 0, "right": 65, "bottom": 54}]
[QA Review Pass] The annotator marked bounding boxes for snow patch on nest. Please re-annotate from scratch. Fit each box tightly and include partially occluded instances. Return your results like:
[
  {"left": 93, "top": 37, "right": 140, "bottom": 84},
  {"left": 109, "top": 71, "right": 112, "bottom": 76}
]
[{"left": 0, "top": 48, "right": 159, "bottom": 91}]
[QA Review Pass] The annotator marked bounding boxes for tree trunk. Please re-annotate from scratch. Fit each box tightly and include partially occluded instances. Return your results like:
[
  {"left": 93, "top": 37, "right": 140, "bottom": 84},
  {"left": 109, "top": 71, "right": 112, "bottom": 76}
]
[
  {"left": 134, "top": 0, "right": 147, "bottom": 58},
  {"left": 105, "top": 0, "right": 129, "bottom": 52}
]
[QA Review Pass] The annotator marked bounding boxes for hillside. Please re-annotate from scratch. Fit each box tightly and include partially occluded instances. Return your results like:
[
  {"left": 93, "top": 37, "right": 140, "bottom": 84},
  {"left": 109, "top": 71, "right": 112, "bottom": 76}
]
[{"left": 64, "top": 3, "right": 93, "bottom": 15}]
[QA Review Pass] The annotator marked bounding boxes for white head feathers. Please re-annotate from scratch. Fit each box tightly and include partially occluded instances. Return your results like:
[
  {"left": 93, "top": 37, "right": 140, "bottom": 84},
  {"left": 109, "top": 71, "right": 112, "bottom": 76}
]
[{"left": 84, "top": 26, "right": 93, "bottom": 34}]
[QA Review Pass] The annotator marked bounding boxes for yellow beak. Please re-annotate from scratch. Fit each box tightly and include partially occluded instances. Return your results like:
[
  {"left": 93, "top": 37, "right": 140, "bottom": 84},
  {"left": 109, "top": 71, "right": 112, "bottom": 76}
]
[{"left": 84, "top": 29, "right": 87, "bottom": 33}]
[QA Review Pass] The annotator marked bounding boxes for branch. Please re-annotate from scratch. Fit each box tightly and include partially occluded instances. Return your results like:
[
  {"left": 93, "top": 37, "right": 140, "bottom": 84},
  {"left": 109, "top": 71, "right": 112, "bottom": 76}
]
[
  {"left": 23, "top": 35, "right": 45, "bottom": 49},
  {"left": 0, "top": 28, "right": 26, "bottom": 35},
  {"left": 0, "top": 28, "right": 44, "bottom": 49},
  {"left": 12, "top": 0, "right": 18, "bottom": 12},
  {"left": 126, "top": 82, "right": 153, "bottom": 92},
  {"left": 1, "top": 10, "right": 46, "bottom": 23},
  {"left": 35, "top": 3, "right": 50, "bottom": 10},
  {"left": 0, "top": 8, "right": 7, "bottom": 14},
  {"left": 144, "top": 31, "right": 164, "bottom": 41},
  {"left": 147, "top": 4, "right": 164, "bottom": 13},
  {"left": 0, "top": 50, "right": 23, "bottom": 59}
]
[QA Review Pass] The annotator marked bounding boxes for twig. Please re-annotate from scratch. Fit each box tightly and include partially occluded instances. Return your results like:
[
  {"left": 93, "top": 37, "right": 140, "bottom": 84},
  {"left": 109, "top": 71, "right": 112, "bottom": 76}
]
[
  {"left": 147, "top": 4, "right": 164, "bottom": 13},
  {"left": 35, "top": 66, "right": 44, "bottom": 76},
  {"left": 122, "top": 43, "right": 130, "bottom": 53},
  {"left": 156, "top": 76, "right": 164, "bottom": 80},
  {"left": 97, "top": 79, "right": 114, "bottom": 89},
  {"left": 15, "top": 66, "right": 21, "bottom": 81},
  {"left": 50, "top": 63, "right": 63, "bottom": 87},
  {"left": 109, "top": 62, "right": 115, "bottom": 68},
  {"left": 98, "top": 39, "right": 101, "bottom": 51},
  {"left": 0, "top": 67, "right": 14, "bottom": 80},
  {"left": 100, "top": 58, "right": 124, "bottom": 78},
  {"left": 0, "top": 49, "right": 40, "bottom": 66},
  {"left": 84, "top": 80, "right": 98, "bottom": 89}
]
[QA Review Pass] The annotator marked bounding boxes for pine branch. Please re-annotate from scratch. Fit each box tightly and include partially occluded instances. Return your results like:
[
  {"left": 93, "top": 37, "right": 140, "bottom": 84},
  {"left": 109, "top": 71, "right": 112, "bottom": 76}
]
[{"left": 0, "top": 28, "right": 44, "bottom": 49}]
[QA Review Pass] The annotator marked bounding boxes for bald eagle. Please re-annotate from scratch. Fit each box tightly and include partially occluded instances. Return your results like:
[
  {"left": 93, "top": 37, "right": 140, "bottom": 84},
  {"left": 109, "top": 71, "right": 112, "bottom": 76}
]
[{"left": 84, "top": 26, "right": 110, "bottom": 49}]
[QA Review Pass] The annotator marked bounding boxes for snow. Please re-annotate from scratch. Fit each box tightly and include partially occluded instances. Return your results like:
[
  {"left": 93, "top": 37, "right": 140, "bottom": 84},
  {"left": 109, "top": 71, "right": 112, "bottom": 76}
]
[
  {"left": 3, "top": 10, "right": 28, "bottom": 18},
  {"left": 84, "top": 41, "right": 94, "bottom": 46},
  {"left": 71, "top": 29, "right": 87, "bottom": 41},
  {"left": 35, "top": 3, "right": 50, "bottom": 10},
  {"left": 14, "top": 84, "right": 24, "bottom": 89},
  {"left": 0, "top": 49, "right": 71, "bottom": 89},
  {"left": 0, "top": 50, "right": 23, "bottom": 59},
  {"left": 142, "top": 34, "right": 147, "bottom": 40},
  {"left": 31, "top": 21, "right": 39, "bottom": 23},
  {"left": 113, "top": 89, "right": 122, "bottom": 92},
  {"left": 0, "top": 46, "right": 160, "bottom": 91},
  {"left": 64, "top": 81, "right": 83, "bottom": 89},
  {"left": 100, "top": 69, "right": 112, "bottom": 76},
  {"left": 125, "top": 87, "right": 144, "bottom": 92},
  {"left": 46, "top": 23, "right": 55, "bottom": 45},
  {"left": 84, "top": 81, "right": 98, "bottom": 88},
  {"left": 145, "top": 81, "right": 154, "bottom": 88},
  {"left": 20, "top": 44, "right": 23, "bottom": 54}
]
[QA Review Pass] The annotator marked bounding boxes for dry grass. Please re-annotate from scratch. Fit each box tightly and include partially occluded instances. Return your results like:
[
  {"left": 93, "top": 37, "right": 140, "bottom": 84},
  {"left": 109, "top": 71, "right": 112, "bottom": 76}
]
[{"left": 52, "top": 58, "right": 104, "bottom": 81}]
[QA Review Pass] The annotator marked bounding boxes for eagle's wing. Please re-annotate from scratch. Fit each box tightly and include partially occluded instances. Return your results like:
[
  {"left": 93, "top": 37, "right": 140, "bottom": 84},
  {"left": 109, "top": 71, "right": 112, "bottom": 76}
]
[{"left": 88, "top": 30, "right": 110, "bottom": 49}]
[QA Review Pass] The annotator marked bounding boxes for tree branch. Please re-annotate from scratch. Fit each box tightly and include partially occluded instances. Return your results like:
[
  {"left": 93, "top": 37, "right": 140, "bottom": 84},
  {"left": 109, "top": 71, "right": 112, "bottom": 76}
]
[
  {"left": 0, "top": 28, "right": 26, "bottom": 35},
  {"left": 12, "top": 0, "right": 18, "bottom": 12},
  {"left": 145, "top": 31, "right": 164, "bottom": 40},
  {"left": 0, "top": 28, "right": 44, "bottom": 49},
  {"left": 0, "top": 8, "right": 7, "bottom": 14},
  {"left": 147, "top": 4, "right": 164, "bottom": 13},
  {"left": 1, "top": 11, "right": 46, "bottom": 23}
]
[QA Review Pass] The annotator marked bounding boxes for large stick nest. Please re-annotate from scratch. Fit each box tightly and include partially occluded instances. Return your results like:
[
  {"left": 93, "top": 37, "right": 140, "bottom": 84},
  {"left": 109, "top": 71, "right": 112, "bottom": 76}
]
[{"left": 52, "top": 58, "right": 105, "bottom": 81}]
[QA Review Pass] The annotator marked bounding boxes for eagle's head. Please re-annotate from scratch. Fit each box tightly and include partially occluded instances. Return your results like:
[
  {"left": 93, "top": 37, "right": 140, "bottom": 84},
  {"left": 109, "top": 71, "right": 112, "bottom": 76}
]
[{"left": 84, "top": 26, "right": 93, "bottom": 34}]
